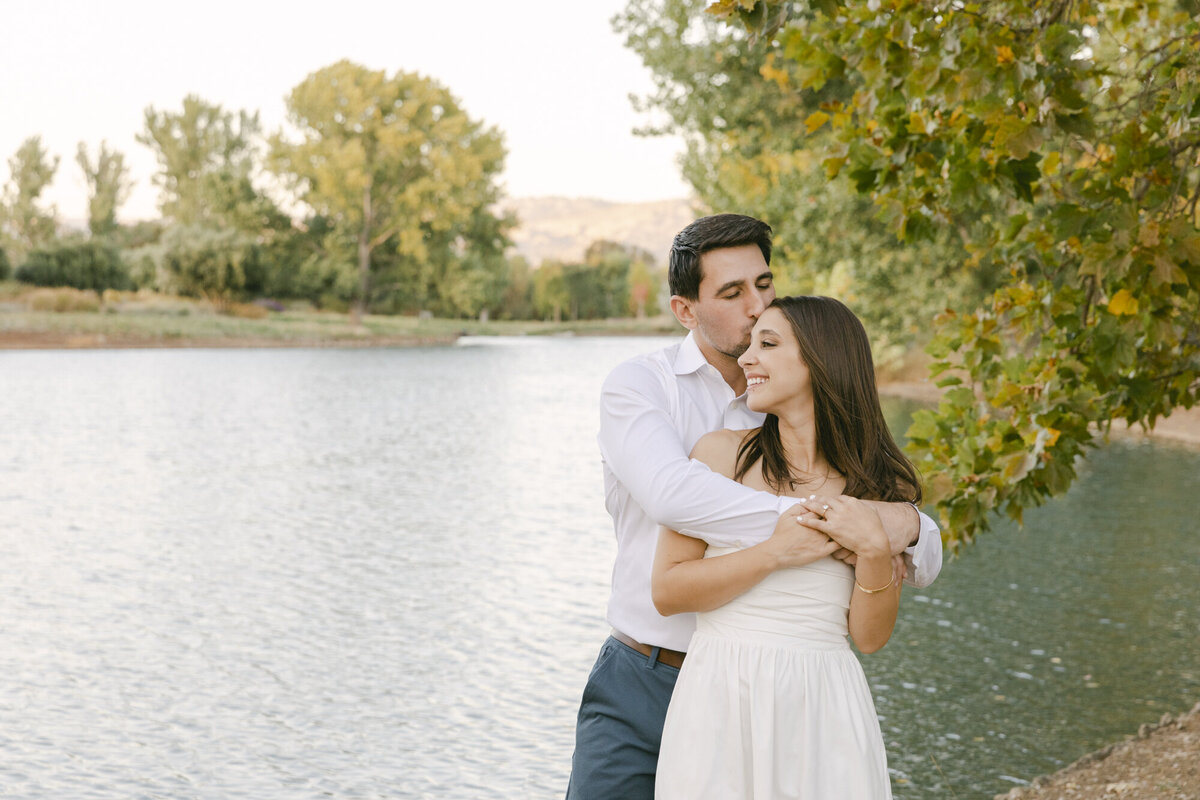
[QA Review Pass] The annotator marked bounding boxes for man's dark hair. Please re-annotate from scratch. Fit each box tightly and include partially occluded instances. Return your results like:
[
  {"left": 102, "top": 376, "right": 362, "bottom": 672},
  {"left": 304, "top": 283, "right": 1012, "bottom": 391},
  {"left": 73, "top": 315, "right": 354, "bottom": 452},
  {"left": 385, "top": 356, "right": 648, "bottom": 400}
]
[{"left": 668, "top": 214, "right": 773, "bottom": 300}]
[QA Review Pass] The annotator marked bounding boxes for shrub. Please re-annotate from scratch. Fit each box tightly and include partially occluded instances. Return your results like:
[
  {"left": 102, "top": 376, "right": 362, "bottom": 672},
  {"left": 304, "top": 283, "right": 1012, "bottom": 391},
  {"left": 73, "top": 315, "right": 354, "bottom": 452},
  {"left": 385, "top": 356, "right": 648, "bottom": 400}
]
[
  {"left": 27, "top": 287, "right": 102, "bottom": 312},
  {"left": 158, "top": 225, "right": 258, "bottom": 307},
  {"left": 226, "top": 301, "right": 269, "bottom": 319},
  {"left": 0, "top": 247, "right": 10, "bottom": 281},
  {"left": 16, "top": 242, "right": 132, "bottom": 292}
]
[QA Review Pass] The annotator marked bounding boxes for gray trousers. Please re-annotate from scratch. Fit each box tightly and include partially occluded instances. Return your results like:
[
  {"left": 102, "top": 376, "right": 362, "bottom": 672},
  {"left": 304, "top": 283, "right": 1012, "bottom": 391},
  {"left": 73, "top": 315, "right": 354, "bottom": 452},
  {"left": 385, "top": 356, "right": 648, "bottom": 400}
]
[{"left": 565, "top": 636, "right": 681, "bottom": 800}]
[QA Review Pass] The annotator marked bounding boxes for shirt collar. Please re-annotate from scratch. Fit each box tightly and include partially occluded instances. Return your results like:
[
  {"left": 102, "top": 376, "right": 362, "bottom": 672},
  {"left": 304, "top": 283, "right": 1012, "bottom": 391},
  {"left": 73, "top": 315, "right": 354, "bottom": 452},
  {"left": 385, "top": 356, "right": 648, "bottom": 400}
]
[{"left": 673, "top": 331, "right": 709, "bottom": 376}]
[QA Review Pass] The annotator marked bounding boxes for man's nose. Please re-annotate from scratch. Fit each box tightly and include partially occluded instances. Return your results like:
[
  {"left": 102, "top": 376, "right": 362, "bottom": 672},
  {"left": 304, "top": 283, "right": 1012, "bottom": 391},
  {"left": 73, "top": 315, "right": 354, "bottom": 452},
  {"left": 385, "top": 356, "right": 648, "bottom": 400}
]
[{"left": 747, "top": 291, "right": 767, "bottom": 318}]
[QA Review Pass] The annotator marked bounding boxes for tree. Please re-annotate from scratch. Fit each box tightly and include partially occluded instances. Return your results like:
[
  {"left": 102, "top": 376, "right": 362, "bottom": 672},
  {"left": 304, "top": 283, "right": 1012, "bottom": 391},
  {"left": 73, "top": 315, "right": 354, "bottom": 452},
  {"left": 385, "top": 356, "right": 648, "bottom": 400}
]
[
  {"left": 270, "top": 60, "right": 513, "bottom": 319},
  {"left": 137, "top": 95, "right": 270, "bottom": 227},
  {"left": 532, "top": 260, "right": 569, "bottom": 321},
  {"left": 705, "top": 0, "right": 1200, "bottom": 546},
  {"left": 616, "top": 0, "right": 990, "bottom": 358},
  {"left": 76, "top": 141, "right": 133, "bottom": 237},
  {"left": 1, "top": 136, "right": 60, "bottom": 262}
]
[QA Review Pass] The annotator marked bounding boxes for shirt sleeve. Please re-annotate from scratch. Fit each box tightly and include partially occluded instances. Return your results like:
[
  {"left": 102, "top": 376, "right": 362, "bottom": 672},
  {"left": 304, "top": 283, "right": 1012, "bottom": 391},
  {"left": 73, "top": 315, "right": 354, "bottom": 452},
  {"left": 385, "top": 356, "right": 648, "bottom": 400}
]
[
  {"left": 598, "top": 360, "right": 784, "bottom": 548},
  {"left": 901, "top": 510, "right": 943, "bottom": 588}
]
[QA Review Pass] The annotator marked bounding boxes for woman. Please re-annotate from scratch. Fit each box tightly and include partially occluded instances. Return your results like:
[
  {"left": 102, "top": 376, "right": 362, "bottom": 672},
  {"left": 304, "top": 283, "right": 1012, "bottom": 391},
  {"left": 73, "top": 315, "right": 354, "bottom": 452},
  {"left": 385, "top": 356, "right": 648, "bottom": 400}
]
[{"left": 652, "top": 296, "right": 921, "bottom": 799}]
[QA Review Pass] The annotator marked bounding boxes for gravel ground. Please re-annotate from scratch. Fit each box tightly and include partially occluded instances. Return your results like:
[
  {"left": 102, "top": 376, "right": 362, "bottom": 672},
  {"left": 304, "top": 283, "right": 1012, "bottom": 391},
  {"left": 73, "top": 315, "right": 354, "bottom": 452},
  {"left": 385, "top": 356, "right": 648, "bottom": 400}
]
[{"left": 995, "top": 703, "right": 1200, "bottom": 800}]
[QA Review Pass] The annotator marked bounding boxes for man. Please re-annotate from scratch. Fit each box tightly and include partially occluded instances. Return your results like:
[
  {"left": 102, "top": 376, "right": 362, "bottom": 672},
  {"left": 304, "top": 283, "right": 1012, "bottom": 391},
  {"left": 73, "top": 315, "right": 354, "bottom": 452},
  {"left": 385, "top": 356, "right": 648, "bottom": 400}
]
[{"left": 565, "top": 214, "right": 943, "bottom": 799}]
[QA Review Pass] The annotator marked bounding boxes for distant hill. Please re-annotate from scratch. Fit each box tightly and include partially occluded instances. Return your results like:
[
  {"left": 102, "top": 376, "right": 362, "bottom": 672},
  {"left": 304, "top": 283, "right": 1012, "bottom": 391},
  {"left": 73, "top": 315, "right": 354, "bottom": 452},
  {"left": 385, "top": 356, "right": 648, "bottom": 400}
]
[{"left": 503, "top": 196, "right": 696, "bottom": 266}]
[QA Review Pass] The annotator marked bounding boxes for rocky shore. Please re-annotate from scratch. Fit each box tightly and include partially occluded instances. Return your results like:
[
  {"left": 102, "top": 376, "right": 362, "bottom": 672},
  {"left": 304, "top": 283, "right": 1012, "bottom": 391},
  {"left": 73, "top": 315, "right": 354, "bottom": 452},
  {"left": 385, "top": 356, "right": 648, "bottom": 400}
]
[{"left": 995, "top": 702, "right": 1200, "bottom": 800}]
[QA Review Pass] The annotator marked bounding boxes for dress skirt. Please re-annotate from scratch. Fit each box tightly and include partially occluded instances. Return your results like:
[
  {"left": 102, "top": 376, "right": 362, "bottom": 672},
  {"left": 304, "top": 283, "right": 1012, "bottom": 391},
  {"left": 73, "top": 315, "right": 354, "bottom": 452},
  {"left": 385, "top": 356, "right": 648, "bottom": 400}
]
[{"left": 655, "top": 554, "right": 892, "bottom": 800}]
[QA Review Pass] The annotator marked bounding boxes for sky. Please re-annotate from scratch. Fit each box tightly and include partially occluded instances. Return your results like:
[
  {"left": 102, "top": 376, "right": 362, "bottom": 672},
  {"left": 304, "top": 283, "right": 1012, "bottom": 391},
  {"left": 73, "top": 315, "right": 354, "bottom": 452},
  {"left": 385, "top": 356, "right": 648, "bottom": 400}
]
[{"left": 0, "top": 0, "right": 691, "bottom": 224}]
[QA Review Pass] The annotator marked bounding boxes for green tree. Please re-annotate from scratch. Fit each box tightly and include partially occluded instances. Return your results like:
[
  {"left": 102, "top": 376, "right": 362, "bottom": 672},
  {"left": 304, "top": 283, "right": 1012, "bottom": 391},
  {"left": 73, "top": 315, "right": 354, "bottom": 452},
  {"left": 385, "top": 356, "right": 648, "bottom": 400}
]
[
  {"left": 270, "top": 60, "right": 512, "bottom": 319},
  {"left": 137, "top": 95, "right": 270, "bottom": 227},
  {"left": 707, "top": 0, "right": 1200, "bottom": 546},
  {"left": 494, "top": 254, "right": 536, "bottom": 320},
  {"left": 1, "top": 136, "right": 60, "bottom": 262},
  {"left": 616, "top": 0, "right": 989, "bottom": 358},
  {"left": 532, "top": 260, "right": 569, "bottom": 321},
  {"left": 76, "top": 141, "right": 132, "bottom": 238}
]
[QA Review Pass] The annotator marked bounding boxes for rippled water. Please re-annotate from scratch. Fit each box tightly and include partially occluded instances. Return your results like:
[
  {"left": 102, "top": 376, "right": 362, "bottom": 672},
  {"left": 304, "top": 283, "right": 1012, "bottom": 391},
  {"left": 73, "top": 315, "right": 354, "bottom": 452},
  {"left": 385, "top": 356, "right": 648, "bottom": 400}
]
[{"left": 1, "top": 339, "right": 1197, "bottom": 799}]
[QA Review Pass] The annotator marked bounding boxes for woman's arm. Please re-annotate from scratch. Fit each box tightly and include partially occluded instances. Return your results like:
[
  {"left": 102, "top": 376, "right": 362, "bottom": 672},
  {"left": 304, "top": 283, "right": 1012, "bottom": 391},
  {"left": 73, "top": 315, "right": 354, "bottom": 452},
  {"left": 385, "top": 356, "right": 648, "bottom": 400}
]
[
  {"left": 652, "top": 523, "right": 839, "bottom": 616},
  {"left": 847, "top": 553, "right": 903, "bottom": 653},
  {"left": 650, "top": 429, "right": 839, "bottom": 616}
]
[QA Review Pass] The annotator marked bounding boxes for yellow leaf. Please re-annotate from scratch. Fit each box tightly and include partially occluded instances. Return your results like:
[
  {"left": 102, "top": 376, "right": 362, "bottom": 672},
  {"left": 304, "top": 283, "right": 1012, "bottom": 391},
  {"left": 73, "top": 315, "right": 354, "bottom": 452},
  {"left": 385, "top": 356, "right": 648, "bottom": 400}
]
[
  {"left": 908, "top": 110, "right": 928, "bottom": 135},
  {"left": 996, "top": 45, "right": 1015, "bottom": 66},
  {"left": 1045, "top": 428, "right": 1061, "bottom": 447},
  {"left": 1107, "top": 289, "right": 1139, "bottom": 316},
  {"left": 1043, "top": 150, "right": 1060, "bottom": 175},
  {"left": 759, "top": 57, "right": 789, "bottom": 88},
  {"left": 805, "top": 111, "right": 831, "bottom": 134},
  {"left": 831, "top": 111, "right": 851, "bottom": 130},
  {"left": 823, "top": 156, "right": 847, "bottom": 178}
]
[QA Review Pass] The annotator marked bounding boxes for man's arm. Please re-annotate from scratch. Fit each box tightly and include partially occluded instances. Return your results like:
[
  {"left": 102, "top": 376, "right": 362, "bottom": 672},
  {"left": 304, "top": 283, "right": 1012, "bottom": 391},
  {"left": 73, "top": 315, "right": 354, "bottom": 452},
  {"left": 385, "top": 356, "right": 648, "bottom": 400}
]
[
  {"left": 599, "top": 359, "right": 945, "bottom": 584},
  {"left": 598, "top": 361, "right": 787, "bottom": 549}
]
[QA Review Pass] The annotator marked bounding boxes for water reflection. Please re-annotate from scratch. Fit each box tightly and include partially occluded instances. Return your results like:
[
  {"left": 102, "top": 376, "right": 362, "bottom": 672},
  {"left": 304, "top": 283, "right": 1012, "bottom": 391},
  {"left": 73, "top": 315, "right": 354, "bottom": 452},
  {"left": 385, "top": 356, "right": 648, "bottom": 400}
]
[{"left": 0, "top": 341, "right": 1196, "bottom": 798}]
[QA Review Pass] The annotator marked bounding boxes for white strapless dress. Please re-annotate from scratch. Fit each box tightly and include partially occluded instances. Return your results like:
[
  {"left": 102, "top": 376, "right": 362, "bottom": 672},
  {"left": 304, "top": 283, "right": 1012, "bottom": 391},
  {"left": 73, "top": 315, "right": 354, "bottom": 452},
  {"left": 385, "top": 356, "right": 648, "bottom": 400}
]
[{"left": 655, "top": 550, "right": 892, "bottom": 799}]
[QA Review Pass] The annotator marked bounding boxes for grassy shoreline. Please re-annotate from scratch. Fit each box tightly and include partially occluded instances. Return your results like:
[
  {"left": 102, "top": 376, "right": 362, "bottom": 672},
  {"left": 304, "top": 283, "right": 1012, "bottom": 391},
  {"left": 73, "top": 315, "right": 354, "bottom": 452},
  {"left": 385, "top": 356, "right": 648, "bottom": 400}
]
[
  {"left": 0, "top": 297, "right": 684, "bottom": 349},
  {"left": 5, "top": 289, "right": 1198, "bottom": 449}
]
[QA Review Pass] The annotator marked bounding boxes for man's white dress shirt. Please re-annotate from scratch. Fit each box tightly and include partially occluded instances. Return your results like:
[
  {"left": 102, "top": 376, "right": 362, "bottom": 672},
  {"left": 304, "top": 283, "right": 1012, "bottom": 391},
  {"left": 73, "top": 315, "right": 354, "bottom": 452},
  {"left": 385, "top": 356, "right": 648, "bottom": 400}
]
[{"left": 598, "top": 332, "right": 943, "bottom": 652}]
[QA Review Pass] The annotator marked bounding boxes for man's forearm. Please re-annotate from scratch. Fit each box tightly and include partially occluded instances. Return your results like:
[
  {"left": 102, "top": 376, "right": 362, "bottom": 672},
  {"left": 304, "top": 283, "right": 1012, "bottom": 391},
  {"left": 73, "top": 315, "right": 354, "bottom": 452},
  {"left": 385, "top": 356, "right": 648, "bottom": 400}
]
[{"left": 863, "top": 500, "right": 921, "bottom": 555}]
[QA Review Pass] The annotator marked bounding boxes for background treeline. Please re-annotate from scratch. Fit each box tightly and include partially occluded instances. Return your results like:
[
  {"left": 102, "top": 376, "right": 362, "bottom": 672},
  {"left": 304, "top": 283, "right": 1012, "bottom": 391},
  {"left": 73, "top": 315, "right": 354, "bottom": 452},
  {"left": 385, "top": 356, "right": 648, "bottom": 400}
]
[{"left": 0, "top": 60, "right": 667, "bottom": 322}]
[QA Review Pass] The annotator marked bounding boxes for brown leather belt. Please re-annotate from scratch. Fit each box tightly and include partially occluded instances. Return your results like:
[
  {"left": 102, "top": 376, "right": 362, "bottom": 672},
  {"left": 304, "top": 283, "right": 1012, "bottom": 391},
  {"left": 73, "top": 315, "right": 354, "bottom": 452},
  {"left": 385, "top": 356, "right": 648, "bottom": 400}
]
[{"left": 611, "top": 629, "right": 686, "bottom": 669}]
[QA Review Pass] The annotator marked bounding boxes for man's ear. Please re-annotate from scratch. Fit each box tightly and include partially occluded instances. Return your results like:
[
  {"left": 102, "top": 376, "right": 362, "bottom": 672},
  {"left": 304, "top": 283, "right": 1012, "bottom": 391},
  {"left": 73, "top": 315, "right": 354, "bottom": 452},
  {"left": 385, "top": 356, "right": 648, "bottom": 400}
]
[{"left": 669, "top": 295, "right": 699, "bottom": 331}]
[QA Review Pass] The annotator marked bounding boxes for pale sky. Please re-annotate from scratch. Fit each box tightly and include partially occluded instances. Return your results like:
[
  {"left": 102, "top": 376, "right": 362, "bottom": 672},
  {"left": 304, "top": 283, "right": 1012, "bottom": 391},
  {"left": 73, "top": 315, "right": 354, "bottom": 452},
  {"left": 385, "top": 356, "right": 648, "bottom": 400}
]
[{"left": 0, "top": 0, "right": 691, "bottom": 224}]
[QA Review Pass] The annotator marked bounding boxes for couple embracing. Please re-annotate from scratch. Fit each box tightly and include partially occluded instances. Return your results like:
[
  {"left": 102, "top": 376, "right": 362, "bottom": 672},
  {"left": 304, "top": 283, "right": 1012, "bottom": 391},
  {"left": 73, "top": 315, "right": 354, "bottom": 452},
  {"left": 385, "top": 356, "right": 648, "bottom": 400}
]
[{"left": 566, "top": 214, "right": 943, "bottom": 799}]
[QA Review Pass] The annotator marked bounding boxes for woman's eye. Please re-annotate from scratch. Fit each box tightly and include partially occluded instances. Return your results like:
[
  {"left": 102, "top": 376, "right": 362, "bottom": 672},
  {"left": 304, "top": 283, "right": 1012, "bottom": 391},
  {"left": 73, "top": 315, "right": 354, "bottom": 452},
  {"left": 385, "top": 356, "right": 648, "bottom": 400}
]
[{"left": 761, "top": 341, "right": 775, "bottom": 348}]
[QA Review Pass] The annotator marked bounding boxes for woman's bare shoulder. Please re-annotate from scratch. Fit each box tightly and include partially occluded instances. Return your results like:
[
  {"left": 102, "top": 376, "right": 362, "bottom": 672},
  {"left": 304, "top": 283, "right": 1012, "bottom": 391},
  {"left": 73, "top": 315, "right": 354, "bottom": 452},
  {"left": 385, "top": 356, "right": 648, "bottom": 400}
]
[{"left": 689, "top": 428, "right": 760, "bottom": 479}]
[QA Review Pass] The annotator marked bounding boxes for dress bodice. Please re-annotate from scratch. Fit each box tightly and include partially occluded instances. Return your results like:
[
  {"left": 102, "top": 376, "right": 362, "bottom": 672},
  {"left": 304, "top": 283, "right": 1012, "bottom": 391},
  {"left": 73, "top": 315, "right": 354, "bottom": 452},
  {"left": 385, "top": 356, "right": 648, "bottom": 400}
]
[{"left": 697, "top": 548, "right": 854, "bottom": 648}]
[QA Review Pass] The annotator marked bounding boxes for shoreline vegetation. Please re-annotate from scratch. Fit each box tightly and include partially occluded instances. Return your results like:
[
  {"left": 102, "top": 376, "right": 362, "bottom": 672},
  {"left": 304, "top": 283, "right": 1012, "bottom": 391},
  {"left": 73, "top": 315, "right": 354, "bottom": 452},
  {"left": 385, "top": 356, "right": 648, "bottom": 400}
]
[{"left": 5, "top": 284, "right": 1198, "bottom": 449}]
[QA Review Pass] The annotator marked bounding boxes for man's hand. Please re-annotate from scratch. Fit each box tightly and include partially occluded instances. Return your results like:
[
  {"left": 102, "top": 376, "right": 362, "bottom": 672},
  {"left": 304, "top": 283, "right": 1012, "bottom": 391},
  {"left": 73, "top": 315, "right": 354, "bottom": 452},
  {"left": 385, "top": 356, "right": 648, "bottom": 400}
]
[
  {"left": 763, "top": 511, "right": 840, "bottom": 569},
  {"left": 791, "top": 495, "right": 891, "bottom": 559}
]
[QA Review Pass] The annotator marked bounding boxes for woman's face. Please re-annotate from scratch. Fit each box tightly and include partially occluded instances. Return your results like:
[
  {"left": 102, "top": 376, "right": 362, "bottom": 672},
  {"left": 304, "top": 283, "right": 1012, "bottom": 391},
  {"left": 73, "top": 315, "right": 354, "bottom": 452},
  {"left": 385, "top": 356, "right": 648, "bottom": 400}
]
[{"left": 737, "top": 306, "right": 812, "bottom": 415}]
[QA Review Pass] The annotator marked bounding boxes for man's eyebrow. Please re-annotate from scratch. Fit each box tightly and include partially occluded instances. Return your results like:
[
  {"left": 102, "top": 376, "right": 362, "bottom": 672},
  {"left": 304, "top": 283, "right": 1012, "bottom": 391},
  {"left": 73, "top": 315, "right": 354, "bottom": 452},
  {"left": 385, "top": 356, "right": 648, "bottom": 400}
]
[{"left": 757, "top": 271, "right": 774, "bottom": 283}]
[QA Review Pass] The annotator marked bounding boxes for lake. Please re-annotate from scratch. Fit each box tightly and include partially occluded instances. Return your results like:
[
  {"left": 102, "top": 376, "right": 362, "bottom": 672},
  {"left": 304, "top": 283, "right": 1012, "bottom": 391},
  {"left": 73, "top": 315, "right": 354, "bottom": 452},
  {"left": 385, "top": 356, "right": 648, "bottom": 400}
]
[{"left": 1, "top": 337, "right": 1197, "bottom": 798}]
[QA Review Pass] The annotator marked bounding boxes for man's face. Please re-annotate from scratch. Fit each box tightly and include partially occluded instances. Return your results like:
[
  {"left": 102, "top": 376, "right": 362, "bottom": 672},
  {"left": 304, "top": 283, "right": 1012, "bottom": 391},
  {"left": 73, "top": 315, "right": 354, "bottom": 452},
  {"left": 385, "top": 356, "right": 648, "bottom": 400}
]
[{"left": 687, "top": 244, "right": 776, "bottom": 360}]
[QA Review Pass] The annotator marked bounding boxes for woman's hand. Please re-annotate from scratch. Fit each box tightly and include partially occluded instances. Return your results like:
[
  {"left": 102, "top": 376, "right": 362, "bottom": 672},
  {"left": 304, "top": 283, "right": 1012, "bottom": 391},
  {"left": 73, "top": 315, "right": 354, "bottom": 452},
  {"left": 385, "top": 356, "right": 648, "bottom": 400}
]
[
  {"left": 792, "top": 494, "right": 890, "bottom": 560},
  {"left": 764, "top": 512, "right": 841, "bottom": 569}
]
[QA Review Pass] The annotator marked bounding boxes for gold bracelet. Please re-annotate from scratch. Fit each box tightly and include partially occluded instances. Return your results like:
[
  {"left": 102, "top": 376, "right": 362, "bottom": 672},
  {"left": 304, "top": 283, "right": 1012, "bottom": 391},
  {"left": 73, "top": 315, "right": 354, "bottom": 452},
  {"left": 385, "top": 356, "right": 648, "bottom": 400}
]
[{"left": 855, "top": 564, "right": 896, "bottom": 594}]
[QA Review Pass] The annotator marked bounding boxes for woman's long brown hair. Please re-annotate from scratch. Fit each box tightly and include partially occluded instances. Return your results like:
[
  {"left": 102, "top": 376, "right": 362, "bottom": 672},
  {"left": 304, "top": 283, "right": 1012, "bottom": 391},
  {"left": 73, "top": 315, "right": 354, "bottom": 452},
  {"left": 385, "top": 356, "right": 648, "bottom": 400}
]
[{"left": 734, "top": 296, "right": 922, "bottom": 503}]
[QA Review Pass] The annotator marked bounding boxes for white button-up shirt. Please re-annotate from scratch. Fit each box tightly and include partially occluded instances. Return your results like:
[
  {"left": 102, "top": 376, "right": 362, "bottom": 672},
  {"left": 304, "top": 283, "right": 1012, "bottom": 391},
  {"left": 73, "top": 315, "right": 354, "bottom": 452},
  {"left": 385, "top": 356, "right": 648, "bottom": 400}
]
[{"left": 598, "top": 332, "right": 943, "bottom": 652}]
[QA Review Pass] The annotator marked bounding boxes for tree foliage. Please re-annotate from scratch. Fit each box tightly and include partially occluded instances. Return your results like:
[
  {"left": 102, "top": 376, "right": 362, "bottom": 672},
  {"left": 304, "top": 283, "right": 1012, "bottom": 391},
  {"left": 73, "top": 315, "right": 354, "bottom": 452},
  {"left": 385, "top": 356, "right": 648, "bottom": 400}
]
[
  {"left": 530, "top": 240, "right": 663, "bottom": 320},
  {"left": 270, "top": 60, "right": 513, "bottom": 318},
  {"left": 16, "top": 242, "right": 131, "bottom": 292},
  {"left": 76, "top": 141, "right": 132, "bottom": 238},
  {"left": 156, "top": 225, "right": 259, "bottom": 306},
  {"left": 1, "top": 136, "right": 60, "bottom": 262},
  {"left": 616, "top": 0, "right": 994, "bottom": 361},
  {"left": 704, "top": 0, "right": 1200, "bottom": 546},
  {"left": 137, "top": 95, "right": 271, "bottom": 228}
]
